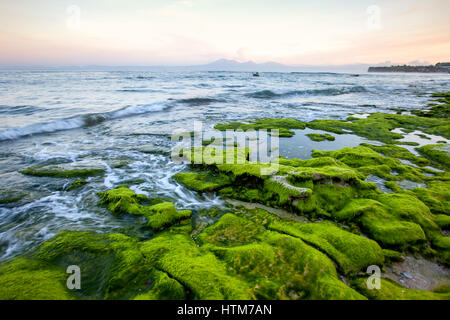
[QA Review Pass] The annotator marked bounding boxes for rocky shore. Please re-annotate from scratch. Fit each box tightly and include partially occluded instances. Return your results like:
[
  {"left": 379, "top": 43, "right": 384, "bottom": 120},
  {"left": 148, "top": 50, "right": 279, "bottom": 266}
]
[{"left": 0, "top": 92, "right": 449, "bottom": 300}]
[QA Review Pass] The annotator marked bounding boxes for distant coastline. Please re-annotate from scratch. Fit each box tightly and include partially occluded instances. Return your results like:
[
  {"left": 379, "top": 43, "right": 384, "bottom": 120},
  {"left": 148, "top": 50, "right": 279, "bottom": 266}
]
[{"left": 368, "top": 62, "right": 450, "bottom": 73}]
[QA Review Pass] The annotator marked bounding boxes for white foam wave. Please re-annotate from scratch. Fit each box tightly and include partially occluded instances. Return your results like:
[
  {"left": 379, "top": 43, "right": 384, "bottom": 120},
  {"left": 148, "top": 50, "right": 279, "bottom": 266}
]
[{"left": 0, "top": 102, "right": 168, "bottom": 141}]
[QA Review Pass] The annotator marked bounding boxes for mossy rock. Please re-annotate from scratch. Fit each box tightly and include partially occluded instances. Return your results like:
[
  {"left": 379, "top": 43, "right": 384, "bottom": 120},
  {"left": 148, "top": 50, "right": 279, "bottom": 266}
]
[
  {"left": 382, "top": 249, "right": 405, "bottom": 263},
  {"left": 0, "top": 257, "right": 75, "bottom": 300},
  {"left": 173, "top": 172, "right": 232, "bottom": 192},
  {"left": 66, "top": 179, "right": 87, "bottom": 191},
  {"left": 140, "top": 232, "right": 251, "bottom": 299},
  {"left": 0, "top": 189, "right": 26, "bottom": 204},
  {"left": 20, "top": 165, "right": 104, "bottom": 178},
  {"left": 98, "top": 185, "right": 192, "bottom": 231},
  {"left": 351, "top": 277, "right": 450, "bottom": 300},
  {"left": 306, "top": 133, "right": 335, "bottom": 142},
  {"left": 268, "top": 220, "right": 384, "bottom": 274},
  {"left": 214, "top": 118, "right": 306, "bottom": 137},
  {"left": 434, "top": 215, "right": 450, "bottom": 229},
  {"left": 412, "top": 181, "right": 450, "bottom": 215},
  {"left": 360, "top": 143, "right": 430, "bottom": 167},
  {"left": 145, "top": 202, "right": 192, "bottom": 231},
  {"left": 416, "top": 144, "right": 450, "bottom": 170}
]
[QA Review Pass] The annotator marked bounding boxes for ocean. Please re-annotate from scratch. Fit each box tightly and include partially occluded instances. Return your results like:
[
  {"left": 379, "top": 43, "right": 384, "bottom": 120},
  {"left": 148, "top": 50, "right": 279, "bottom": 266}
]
[{"left": 0, "top": 70, "right": 449, "bottom": 261}]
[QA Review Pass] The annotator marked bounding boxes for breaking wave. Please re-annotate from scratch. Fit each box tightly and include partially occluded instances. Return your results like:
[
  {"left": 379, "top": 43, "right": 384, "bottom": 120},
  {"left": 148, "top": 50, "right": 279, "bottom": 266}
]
[
  {"left": 246, "top": 86, "right": 368, "bottom": 99},
  {"left": 0, "top": 102, "right": 169, "bottom": 141}
]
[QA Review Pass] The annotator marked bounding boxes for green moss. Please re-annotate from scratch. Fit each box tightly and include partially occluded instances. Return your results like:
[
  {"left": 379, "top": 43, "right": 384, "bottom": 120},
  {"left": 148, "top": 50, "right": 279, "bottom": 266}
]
[
  {"left": 145, "top": 202, "right": 192, "bottom": 231},
  {"left": 351, "top": 277, "right": 450, "bottom": 300},
  {"left": 133, "top": 270, "right": 186, "bottom": 300},
  {"left": 66, "top": 179, "right": 87, "bottom": 191},
  {"left": 358, "top": 200, "right": 427, "bottom": 247},
  {"left": 307, "top": 114, "right": 403, "bottom": 143},
  {"left": 173, "top": 172, "right": 232, "bottom": 192},
  {"left": 36, "top": 231, "right": 153, "bottom": 299},
  {"left": 411, "top": 92, "right": 450, "bottom": 119},
  {"left": 307, "top": 113, "right": 449, "bottom": 143},
  {"left": 312, "top": 146, "right": 429, "bottom": 183},
  {"left": 140, "top": 232, "right": 251, "bottom": 299},
  {"left": 434, "top": 215, "right": 450, "bottom": 229},
  {"left": 197, "top": 213, "right": 263, "bottom": 247},
  {"left": 0, "top": 257, "right": 75, "bottom": 300},
  {"left": 334, "top": 199, "right": 382, "bottom": 221},
  {"left": 214, "top": 118, "right": 306, "bottom": 137},
  {"left": 211, "top": 231, "right": 365, "bottom": 300},
  {"left": 306, "top": 133, "right": 335, "bottom": 142},
  {"left": 98, "top": 186, "right": 192, "bottom": 231},
  {"left": 416, "top": 144, "right": 450, "bottom": 170},
  {"left": 98, "top": 185, "right": 148, "bottom": 216},
  {"left": 382, "top": 249, "right": 404, "bottom": 263},
  {"left": 412, "top": 181, "right": 450, "bottom": 215},
  {"left": 360, "top": 143, "right": 430, "bottom": 167},
  {"left": 20, "top": 165, "right": 104, "bottom": 178},
  {"left": 376, "top": 193, "right": 440, "bottom": 240},
  {"left": 268, "top": 220, "right": 384, "bottom": 274},
  {"left": 0, "top": 189, "right": 25, "bottom": 204}
]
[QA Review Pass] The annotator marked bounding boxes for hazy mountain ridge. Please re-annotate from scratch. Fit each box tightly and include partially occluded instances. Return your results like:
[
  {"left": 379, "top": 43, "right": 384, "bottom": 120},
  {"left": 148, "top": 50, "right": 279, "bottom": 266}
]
[{"left": 0, "top": 59, "right": 372, "bottom": 73}]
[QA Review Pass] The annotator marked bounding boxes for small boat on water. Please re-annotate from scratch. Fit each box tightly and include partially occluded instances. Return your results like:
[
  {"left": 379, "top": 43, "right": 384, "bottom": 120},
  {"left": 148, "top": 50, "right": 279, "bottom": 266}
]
[{"left": 253, "top": 72, "right": 260, "bottom": 77}]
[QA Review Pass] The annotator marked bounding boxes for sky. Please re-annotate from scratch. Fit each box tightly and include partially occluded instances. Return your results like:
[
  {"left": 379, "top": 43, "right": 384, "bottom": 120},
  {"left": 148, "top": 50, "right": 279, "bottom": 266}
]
[{"left": 0, "top": 0, "right": 449, "bottom": 66}]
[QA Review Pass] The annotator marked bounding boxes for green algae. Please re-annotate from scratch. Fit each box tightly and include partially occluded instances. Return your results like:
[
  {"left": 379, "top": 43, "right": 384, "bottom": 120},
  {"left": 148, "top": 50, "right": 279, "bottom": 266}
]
[
  {"left": 306, "top": 133, "right": 335, "bottom": 142},
  {"left": 133, "top": 270, "right": 186, "bottom": 300},
  {"left": 307, "top": 113, "right": 449, "bottom": 143},
  {"left": 359, "top": 206, "right": 426, "bottom": 247},
  {"left": 351, "top": 277, "right": 450, "bottom": 300},
  {"left": 0, "top": 189, "right": 26, "bottom": 204},
  {"left": 434, "top": 215, "right": 450, "bottom": 229},
  {"left": 0, "top": 231, "right": 156, "bottom": 300},
  {"left": 268, "top": 220, "right": 384, "bottom": 274},
  {"left": 311, "top": 146, "right": 436, "bottom": 183},
  {"left": 0, "top": 257, "right": 75, "bottom": 300},
  {"left": 140, "top": 232, "right": 251, "bottom": 299},
  {"left": 412, "top": 181, "right": 450, "bottom": 215},
  {"left": 66, "top": 179, "right": 87, "bottom": 191},
  {"left": 98, "top": 185, "right": 192, "bottom": 231},
  {"left": 360, "top": 143, "right": 430, "bottom": 167},
  {"left": 412, "top": 92, "right": 450, "bottom": 119},
  {"left": 416, "top": 144, "right": 450, "bottom": 170},
  {"left": 382, "top": 249, "right": 404, "bottom": 263},
  {"left": 173, "top": 171, "right": 232, "bottom": 192},
  {"left": 20, "top": 165, "right": 104, "bottom": 178},
  {"left": 214, "top": 118, "right": 306, "bottom": 137},
  {"left": 198, "top": 213, "right": 365, "bottom": 300},
  {"left": 145, "top": 202, "right": 192, "bottom": 231}
]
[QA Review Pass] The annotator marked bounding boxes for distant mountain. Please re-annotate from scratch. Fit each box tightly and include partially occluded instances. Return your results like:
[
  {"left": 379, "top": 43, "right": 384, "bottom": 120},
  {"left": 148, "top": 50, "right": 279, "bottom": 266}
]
[
  {"left": 179, "top": 59, "right": 370, "bottom": 73},
  {"left": 190, "top": 59, "right": 290, "bottom": 72},
  {"left": 0, "top": 59, "right": 371, "bottom": 73}
]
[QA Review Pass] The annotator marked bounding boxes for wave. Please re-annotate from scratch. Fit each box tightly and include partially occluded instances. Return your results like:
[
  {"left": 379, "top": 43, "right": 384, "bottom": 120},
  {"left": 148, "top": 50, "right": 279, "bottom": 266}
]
[
  {"left": 117, "top": 89, "right": 160, "bottom": 93},
  {"left": 0, "top": 102, "right": 169, "bottom": 141},
  {"left": 0, "top": 105, "right": 47, "bottom": 116},
  {"left": 178, "top": 97, "right": 224, "bottom": 105},
  {"left": 246, "top": 86, "right": 368, "bottom": 99}
]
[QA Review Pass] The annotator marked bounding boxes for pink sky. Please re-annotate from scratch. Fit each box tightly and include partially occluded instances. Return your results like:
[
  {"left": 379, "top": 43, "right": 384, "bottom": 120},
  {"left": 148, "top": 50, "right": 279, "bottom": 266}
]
[{"left": 0, "top": 0, "right": 449, "bottom": 66}]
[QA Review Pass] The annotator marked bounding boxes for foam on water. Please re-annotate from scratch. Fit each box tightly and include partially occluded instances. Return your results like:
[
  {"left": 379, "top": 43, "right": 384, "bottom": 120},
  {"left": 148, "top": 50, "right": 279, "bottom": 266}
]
[{"left": 0, "top": 102, "right": 169, "bottom": 141}]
